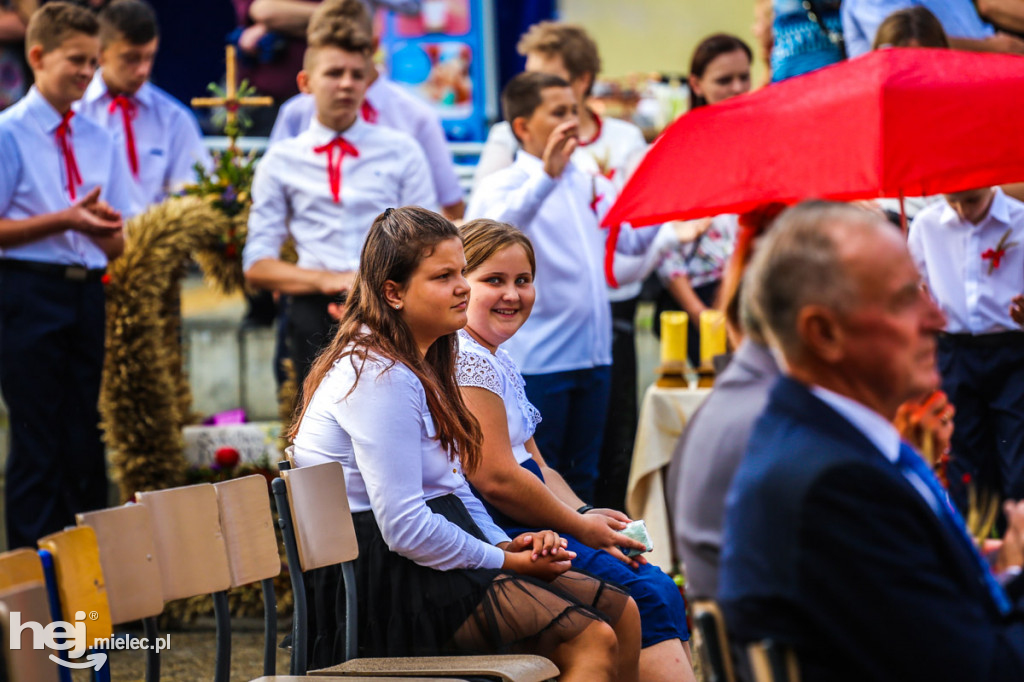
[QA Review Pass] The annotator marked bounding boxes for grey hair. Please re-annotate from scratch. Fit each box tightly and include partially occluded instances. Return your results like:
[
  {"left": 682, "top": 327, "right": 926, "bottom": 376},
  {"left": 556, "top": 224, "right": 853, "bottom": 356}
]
[{"left": 745, "top": 201, "right": 883, "bottom": 360}]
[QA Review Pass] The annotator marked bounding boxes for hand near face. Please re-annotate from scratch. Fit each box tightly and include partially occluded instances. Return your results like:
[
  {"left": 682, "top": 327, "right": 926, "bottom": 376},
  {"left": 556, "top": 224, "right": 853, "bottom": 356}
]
[
  {"left": 542, "top": 120, "right": 579, "bottom": 179},
  {"left": 1010, "top": 295, "right": 1024, "bottom": 328}
]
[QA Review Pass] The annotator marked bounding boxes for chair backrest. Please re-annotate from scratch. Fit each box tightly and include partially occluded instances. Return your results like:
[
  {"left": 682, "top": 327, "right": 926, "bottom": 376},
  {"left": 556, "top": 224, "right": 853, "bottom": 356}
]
[
  {"left": 0, "top": 549, "right": 45, "bottom": 592},
  {"left": 37, "top": 527, "right": 113, "bottom": 647},
  {"left": 214, "top": 475, "right": 281, "bottom": 588},
  {"left": 280, "top": 462, "right": 359, "bottom": 571},
  {"left": 692, "top": 599, "right": 737, "bottom": 682},
  {"left": 748, "top": 641, "right": 801, "bottom": 682},
  {"left": 76, "top": 504, "right": 164, "bottom": 625},
  {"left": 0, "top": 581, "right": 61, "bottom": 682},
  {"left": 135, "top": 483, "right": 232, "bottom": 601}
]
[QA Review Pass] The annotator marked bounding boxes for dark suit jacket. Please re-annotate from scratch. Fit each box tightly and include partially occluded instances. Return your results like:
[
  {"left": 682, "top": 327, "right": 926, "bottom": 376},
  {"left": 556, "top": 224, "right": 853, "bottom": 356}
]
[{"left": 719, "top": 376, "right": 1024, "bottom": 682}]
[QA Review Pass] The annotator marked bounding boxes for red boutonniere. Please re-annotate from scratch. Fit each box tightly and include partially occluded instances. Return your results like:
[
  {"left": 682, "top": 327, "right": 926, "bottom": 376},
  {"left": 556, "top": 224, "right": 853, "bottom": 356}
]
[{"left": 982, "top": 228, "right": 1019, "bottom": 274}]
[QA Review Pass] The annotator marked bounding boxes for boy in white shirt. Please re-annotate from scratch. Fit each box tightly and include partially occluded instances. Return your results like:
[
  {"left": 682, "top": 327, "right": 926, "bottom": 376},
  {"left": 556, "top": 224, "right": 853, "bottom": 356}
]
[
  {"left": 466, "top": 71, "right": 659, "bottom": 503},
  {"left": 243, "top": 15, "right": 435, "bottom": 384},
  {"left": 269, "top": 0, "right": 464, "bottom": 220},
  {"left": 908, "top": 186, "right": 1024, "bottom": 513},
  {"left": 0, "top": 2, "right": 136, "bottom": 549},
  {"left": 76, "top": 0, "right": 209, "bottom": 209}
]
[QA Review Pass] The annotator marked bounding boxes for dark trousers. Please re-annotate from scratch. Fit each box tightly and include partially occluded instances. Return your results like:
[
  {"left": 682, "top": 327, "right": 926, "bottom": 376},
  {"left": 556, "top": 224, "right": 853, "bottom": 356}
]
[
  {"left": 523, "top": 366, "right": 612, "bottom": 504},
  {"left": 939, "top": 333, "right": 1024, "bottom": 512},
  {"left": 0, "top": 269, "right": 108, "bottom": 549},
  {"left": 594, "top": 297, "right": 639, "bottom": 510},
  {"left": 288, "top": 293, "right": 338, "bottom": 388}
]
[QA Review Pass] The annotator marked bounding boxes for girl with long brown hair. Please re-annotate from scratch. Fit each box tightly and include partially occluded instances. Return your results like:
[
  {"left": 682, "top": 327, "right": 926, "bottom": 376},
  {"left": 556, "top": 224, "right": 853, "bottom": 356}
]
[{"left": 290, "top": 207, "right": 636, "bottom": 680}]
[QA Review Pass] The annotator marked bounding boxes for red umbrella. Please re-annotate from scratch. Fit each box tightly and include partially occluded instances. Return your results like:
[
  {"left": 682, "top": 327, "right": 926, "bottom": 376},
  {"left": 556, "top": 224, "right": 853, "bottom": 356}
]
[{"left": 603, "top": 48, "right": 1024, "bottom": 229}]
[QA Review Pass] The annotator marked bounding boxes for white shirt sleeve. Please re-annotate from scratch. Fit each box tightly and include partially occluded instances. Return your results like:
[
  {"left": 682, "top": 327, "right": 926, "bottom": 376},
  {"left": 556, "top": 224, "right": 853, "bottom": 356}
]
[
  {"left": 166, "top": 107, "right": 210, "bottom": 191},
  {"left": 269, "top": 94, "right": 308, "bottom": 145},
  {"left": 453, "top": 480, "right": 511, "bottom": 546},
  {"left": 333, "top": 364, "right": 506, "bottom": 570},
  {"left": 467, "top": 167, "right": 557, "bottom": 231},
  {"left": 398, "top": 142, "right": 440, "bottom": 212},
  {"left": 612, "top": 222, "right": 678, "bottom": 285},
  {"left": 413, "top": 115, "right": 464, "bottom": 208},
  {"left": 472, "top": 122, "right": 517, "bottom": 191},
  {"left": 0, "top": 127, "right": 19, "bottom": 215},
  {"left": 242, "top": 148, "right": 291, "bottom": 271}
]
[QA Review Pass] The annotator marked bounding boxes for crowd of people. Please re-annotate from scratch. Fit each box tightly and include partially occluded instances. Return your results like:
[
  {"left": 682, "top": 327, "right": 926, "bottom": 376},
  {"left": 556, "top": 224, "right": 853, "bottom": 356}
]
[{"left": 2, "top": 0, "right": 1024, "bottom": 679}]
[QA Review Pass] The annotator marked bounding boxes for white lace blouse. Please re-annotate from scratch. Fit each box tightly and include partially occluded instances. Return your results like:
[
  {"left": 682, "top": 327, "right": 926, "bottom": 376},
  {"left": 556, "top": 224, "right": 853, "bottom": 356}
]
[
  {"left": 456, "top": 330, "right": 542, "bottom": 465},
  {"left": 292, "top": 349, "right": 509, "bottom": 571}
]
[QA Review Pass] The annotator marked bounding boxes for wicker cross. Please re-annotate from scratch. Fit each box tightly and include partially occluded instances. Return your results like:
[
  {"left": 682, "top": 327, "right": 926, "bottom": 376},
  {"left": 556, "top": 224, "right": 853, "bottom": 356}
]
[{"left": 191, "top": 45, "right": 274, "bottom": 150}]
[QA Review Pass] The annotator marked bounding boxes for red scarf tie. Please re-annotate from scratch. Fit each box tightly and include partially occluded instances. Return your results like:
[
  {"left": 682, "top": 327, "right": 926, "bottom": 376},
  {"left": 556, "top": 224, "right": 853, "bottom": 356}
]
[
  {"left": 55, "top": 110, "right": 82, "bottom": 201},
  {"left": 108, "top": 94, "right": 139, "bottom": 177},
  {"left": 360, "top": 99, "right": 378, "bottom": 124},
  {"left": 313, "top": 136, "right": 359, "bottom": 203}
]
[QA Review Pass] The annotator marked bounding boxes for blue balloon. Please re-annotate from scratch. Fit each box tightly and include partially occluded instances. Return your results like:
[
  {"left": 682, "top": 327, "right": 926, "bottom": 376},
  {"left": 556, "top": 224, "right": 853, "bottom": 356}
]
[{"left": 391, "top": 44, "right": 432, "bottom": 85}]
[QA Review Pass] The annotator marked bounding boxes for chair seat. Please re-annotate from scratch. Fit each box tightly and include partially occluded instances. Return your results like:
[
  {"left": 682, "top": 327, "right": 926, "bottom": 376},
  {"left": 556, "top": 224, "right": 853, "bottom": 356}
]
[{"left": 315, "top": 654, "right": 559, "bottom": 682}]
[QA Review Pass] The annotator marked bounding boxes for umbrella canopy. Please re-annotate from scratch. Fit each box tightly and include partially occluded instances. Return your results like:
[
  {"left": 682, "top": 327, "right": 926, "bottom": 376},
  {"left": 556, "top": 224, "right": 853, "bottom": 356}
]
[{"left": 604, "top": 48, "right": 1024, "bottom": 228}]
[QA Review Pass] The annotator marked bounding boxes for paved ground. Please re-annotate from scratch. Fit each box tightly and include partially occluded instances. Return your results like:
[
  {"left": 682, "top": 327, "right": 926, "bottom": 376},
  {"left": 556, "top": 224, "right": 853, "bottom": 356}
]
[{"left": 70, "top": 618, "right": 292, "bottom": 681}]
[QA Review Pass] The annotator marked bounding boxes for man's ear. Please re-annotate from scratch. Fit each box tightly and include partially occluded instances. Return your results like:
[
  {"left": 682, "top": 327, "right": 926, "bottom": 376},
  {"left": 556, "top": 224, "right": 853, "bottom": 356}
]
[
  {"left": 382, "top": 279, "right": 404, "bottom": 310},
  {"left": 510, "top": 115, "right": 530, "bottom": 146},
  {"left": 27, "top": 44, "right": 45, "bottom": 72},
  {"left": 297, "top": 69, "right": 311, "bottom": 95},
  {"left": 797, "top": 305, "right": 845, "bottom": 364}
]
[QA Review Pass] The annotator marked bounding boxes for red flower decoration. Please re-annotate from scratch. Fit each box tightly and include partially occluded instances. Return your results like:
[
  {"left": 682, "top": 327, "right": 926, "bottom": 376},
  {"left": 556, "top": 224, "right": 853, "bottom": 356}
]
[
  {"left": 224, "top": 243, "right": 237, "bottom": 258},
  {"left": 982, "top": 228, "right": 1019, "bottom": 275},
  {"left": 962, "top": 472, "right": 973, "bottom": 486},
  {"left": 101, "top": 273, "right": 111, "bottom": 285},
  {"left": 215, "top": 446, "right": 241, "bottom": 469}
]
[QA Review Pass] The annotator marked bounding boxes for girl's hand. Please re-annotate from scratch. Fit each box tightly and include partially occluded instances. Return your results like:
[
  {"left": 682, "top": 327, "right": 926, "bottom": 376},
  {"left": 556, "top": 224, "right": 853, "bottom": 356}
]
[
  {"left": 502, "top": 545, "right": 575, "bottom": 581},
  {"left": 508, "top": 530, "right": 569, "bottom": 561}
]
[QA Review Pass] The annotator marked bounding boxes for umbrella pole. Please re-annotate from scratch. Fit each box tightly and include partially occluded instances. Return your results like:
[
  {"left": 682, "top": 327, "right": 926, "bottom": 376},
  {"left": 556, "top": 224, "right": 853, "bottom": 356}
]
[{"left": 899, "top": 192, "right": 908, "bottom": 236}]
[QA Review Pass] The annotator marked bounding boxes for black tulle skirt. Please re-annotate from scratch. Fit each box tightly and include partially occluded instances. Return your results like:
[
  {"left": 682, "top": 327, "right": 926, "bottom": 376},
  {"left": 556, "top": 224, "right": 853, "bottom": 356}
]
[{"left": 307, "top": 493, "right": 628, "bottom": 669}]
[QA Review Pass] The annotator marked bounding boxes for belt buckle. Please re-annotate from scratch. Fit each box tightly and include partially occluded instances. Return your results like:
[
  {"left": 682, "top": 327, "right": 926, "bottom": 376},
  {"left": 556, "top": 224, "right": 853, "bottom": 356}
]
[{"left": 65, "top": 265, "right": 88, "bottom": 281}]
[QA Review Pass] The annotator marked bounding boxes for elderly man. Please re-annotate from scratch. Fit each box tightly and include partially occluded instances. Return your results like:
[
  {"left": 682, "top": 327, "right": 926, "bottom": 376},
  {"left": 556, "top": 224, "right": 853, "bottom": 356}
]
[{"left": 719, "top": 201, "right": 1024, "bottom": 681}]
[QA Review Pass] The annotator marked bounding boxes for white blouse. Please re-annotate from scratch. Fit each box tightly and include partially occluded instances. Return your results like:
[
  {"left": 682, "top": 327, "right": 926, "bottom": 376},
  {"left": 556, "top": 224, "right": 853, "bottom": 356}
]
[
  {"left": 292, "top": 350, "right": 509, "bottom": 571},
  {"left": 456, "top": 330, "right": 541, "bottom": 466}
]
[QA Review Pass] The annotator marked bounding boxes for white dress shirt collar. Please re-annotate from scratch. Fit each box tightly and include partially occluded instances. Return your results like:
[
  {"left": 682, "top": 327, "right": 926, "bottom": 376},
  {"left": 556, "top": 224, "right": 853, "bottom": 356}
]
[
  {"left": 24, "top": 86, "right": 64, "bottom": 134},
  {"left": 938, "top": 187, "right": 1011, "bottom": 229},
  {"left": 809, "top": 384, "right": 901, "bottom": 464},
  {"left": 83, "top": 71, "right": 155, "bottom": 109},
  {"left": 306, "top": 114, "right": 370, "bottom": 146}
]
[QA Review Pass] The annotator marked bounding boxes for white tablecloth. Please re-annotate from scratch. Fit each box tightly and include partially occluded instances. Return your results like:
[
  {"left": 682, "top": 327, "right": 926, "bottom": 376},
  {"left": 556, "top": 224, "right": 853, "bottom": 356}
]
[
  {"left": 626, "top": 385, "right": 711, "bottom": 572},
  {"left": 182, "top": 422, "right": 282, "bottom": 467}
]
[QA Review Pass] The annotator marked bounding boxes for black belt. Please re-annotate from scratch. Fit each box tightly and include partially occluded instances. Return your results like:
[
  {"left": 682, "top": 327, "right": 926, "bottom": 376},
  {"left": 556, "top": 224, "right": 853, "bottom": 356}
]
[
  {"left": 0, "top": 259, "right": 106, "bottom": 282},
  {"left": 938, "top": 331, "right": 1024, "bottom": 348}
]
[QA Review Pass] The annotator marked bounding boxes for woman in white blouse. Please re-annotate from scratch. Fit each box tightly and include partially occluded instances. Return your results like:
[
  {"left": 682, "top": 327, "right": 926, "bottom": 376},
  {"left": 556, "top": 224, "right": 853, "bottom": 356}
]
[
  {"left": 290, "top": 206, "right": 639, "bottom": 680},
  {"left": 456, "top": 219, "right": 697, "bottom": 682}
]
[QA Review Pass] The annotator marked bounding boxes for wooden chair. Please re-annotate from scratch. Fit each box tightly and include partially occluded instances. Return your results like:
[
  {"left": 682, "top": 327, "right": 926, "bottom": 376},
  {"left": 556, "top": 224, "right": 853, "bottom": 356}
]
[
  {"left": 37, "top": 526, "right": 115, "bottom": 681},
  {"left": 136, "top": 483, "right": 233, "bottom": 682},
  {"left": 0, "top": 549, "right": 46, "bottom": 591},
  {"left": 76, "top": 503, "right": 166, "bottom": 682},
  {"left": 273, "top": 461, "right": 559, "bottom": 681},
  {"left": 0, "top": 548, "right": 61, "bottom": 682},
  {"left": 213, "top": 474, "right": 283, "bottom": 678},
  {"left": 748, "top": 640, "right": 801, "bottom": 682},
  {"left": 692, "top": 600, "right": 737, "bottom": 682}
]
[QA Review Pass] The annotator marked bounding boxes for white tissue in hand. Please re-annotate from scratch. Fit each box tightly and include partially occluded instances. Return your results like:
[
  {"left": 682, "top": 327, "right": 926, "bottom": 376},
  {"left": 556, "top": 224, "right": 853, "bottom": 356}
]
[{"left": 621, "top": 519, "right": 653, "bottom": 557}]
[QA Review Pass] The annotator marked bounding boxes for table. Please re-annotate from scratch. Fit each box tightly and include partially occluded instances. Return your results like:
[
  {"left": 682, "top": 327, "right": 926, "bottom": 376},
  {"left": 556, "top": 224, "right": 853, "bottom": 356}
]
[
  {"left": 182, "top": 421, "right": 282, "bottom": 467},
  {"left": 626, "top": 385, "right": 711, "bottom": 572}
]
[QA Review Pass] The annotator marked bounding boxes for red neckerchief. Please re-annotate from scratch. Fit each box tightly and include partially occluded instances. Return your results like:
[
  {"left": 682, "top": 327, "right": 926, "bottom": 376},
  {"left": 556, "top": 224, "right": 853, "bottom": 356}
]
[
  {"left": 55, "top": 110, "right": 82, "bottom": 201},
  {"left": 360, "top": 99, "right": 378, "bottom": 124},
  {"left": 313, "top": 136, "right": 359, "bottom": 203},
  {"left": 577, "top": 109, "right": 603, "bottom": 148},
  {"left": 108, "top": 93, "right": 139, "bottom": 177}
]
